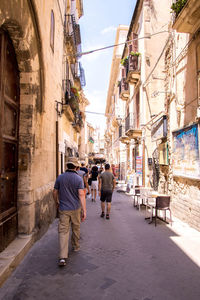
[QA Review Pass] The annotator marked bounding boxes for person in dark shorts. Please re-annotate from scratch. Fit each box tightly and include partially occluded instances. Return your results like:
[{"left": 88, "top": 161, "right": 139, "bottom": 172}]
[{"left": 98, "top": 163, "right": 116, "bottom": 219}]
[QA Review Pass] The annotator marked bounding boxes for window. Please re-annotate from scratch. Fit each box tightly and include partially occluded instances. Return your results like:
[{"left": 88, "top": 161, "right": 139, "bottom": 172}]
[{"left": 50, "top": 10, "right": 55, "bottom": 51}]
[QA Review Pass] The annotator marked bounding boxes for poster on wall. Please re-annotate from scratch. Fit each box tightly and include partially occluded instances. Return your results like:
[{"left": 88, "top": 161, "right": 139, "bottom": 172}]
[
  {"left": 172, "top": 123, "right": 200, "bottom": 179},
  {"left": 136, "top": 156, "right": 142, "bottom": 175}
]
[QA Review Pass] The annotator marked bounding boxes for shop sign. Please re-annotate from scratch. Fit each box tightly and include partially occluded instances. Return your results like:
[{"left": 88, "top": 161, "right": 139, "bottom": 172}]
[
  {"left": 151, "top": 115, "right": 167, "bottom": 141},
  {"left": 136, "top": 156, "right": 142, "bottom": 175},
  {"left": 172, "top": 123, "right": 200, "bottom": 179}
]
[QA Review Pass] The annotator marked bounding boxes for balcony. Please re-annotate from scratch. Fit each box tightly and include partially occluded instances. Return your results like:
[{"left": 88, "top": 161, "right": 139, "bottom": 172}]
[
  {"left": 63, "top": 82, "right": 81, "bottom": 122},
  {"left": 72, "top": 113, "right": 83, "bottom": 133},
  {"left": 119, "top": 78, "right": 129, "bottom": 101},
  {"left": 119, "top": 124, "right": 130, "bottom": 144},
  {"left": 126, "top": 55, "right": 140, "bottom": 84},
  {"left": 63, "top": 104, "right": 74, "bottom": 122},
  {"left": 172, "top": 0, "right": 200, "bottom": 34},
  {"left": 125, "top": 113, "right": 142, "bottom": 139},
  {"left": 72, "top": 62, "right": 86, "bottom": 91},
  {"left": 64, "top": 14, "right": 81, "bottom": 59}
]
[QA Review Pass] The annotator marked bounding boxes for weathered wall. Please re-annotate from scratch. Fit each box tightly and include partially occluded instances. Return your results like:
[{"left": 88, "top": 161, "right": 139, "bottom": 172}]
[
  {"left": 171, "top": 177, "right": 200, "bottom": 231},
  {"left": 162, "top": 31, "right": 200, "bottom": 232},
  {"left": 0, "top": 0, "right": 64, "bottom": 236}
]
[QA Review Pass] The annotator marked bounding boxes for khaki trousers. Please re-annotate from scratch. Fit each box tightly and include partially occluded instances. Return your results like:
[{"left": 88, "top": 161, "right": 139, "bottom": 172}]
[{"left": 58, "top": 208, "right": 81, "bottom": 258}]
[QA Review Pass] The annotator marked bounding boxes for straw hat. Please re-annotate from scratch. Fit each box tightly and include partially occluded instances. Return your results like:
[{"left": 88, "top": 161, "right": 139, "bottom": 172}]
[{"left": 66, "top": 157, "right": 80, "bottom": 167}]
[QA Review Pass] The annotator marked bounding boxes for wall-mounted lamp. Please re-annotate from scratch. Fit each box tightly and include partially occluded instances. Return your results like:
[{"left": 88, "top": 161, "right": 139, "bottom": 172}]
[{"left": 55, "top": 100, "right": 63, "bottom": 117}]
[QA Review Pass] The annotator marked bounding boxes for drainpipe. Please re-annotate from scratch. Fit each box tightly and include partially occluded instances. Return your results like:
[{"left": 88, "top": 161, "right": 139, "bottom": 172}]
[
  {"left": 56, "top": 120, "right": 59, "bottom": 178},
  {"left": 142, "top": 138, "right": 145, "bottom": 186}
]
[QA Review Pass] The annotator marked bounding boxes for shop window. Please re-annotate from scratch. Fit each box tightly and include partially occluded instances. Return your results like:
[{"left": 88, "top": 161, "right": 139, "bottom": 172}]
[{"left": 50, "top": 10, "right": 55, "bottom": 52}]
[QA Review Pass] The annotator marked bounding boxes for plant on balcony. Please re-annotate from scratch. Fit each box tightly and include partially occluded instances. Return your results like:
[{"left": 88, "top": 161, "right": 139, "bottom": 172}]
[
  {"left": 120, "top": 56, "right": 128, "bottom": 66},
  {"left": 70, "top": 86, "right": 79, "bottom": 98},
  {"left": 171, "top": 0, "right": 187, "bottom": 17},
  {"left": 130, "top": 51, "right": 141, "bottom": 57},
  {"left": 73, "top": 112, "right": 84, "bottom": 127},
  {"left": 63, "top": 86, "right": 80, "bottom": 114}
]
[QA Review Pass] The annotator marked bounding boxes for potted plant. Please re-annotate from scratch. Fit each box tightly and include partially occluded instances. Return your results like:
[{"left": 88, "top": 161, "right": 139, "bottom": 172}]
[
  {"left": 120, "top": 56, "right": 128, "bottom": 66},
  {"left": 171, "top": 0, "right": 187, "bottom": 17},
  {"left": 70, "top": 86, "right": 79, "bottom": 98},
  {"left": 130, "top": 51, "right": 141, "bottom": 57}
]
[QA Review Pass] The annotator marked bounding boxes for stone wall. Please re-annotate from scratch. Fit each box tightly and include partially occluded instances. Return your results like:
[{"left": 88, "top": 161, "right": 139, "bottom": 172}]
[
  {"left": 171, "top": 177, "right": 200, "bottom": 231},
  {"left": 0, "top": 0, "right": 64, "bottom": 239},
  {"left": 162, "top": 32, "right": 200, "bottom": 232}
]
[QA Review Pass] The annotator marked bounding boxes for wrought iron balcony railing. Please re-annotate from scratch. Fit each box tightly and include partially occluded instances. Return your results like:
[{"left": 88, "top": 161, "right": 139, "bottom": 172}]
[
  {"left": 119, "top": 124, "right": 125, "bottom": 138},
  {"left": 72, "top": 112, "right": 84, "bottom": 132},
  {"left": 64, "top": 14, "right": 81, "bottom": 54},
  {"left": 119, "top": 78, "right": 129, "bottom": 101},
  {"left": 71, "top": 62, "right": 86, "bottom": 89},
  {"left": 119, "top": 124, "right": 130, "bottom": 144},
  {"left": 125, "top": 113, "right": 135, "bottom": 133},
  {"left": 126, "top": 55, "right": 140, "bottom": 84},
  {"left": 125, "top": 113, "right": 142, "bottom": 139}
]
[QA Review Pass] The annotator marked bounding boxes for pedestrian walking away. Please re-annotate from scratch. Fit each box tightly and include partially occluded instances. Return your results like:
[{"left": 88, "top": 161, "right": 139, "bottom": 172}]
[
  {"left": 98, "top": 163, "right": 116, "bottom": 219},
  {"left": 77, "top": 164, "right": 90, "bottom": 197},
  {"left": 90, "top": 165, "right": 99, "bottom": 202},
  {"left": 80, "top": 162, "right": 90, "bottom": 195},
  {"left": 53, "top": 157, "right": 86, "bottom": 267}
]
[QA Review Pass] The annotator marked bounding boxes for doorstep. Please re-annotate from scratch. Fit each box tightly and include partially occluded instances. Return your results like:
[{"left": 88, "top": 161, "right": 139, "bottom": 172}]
[{"left": 0, "top": 234, "right": 34, "bottom": 287}]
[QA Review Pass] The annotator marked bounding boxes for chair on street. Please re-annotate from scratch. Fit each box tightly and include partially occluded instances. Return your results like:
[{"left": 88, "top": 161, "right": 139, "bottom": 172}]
[
  {"left": 133, "top": 185, "right": 141, "bottom": 208},
  {"left": 139, "top": 187, "right": 153, "bottom": 211},
  {"left": 145, "top": 195, "right": 172, "bottom": 226}
]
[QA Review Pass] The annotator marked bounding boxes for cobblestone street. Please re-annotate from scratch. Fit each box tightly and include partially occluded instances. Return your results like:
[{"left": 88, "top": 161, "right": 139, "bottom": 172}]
[{"left": 0, "top": 189, "right": 200, "bottom": 300}]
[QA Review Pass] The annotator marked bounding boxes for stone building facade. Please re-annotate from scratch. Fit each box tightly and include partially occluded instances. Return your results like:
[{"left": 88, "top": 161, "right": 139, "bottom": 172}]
[
  {"left": 105, "top": 25, "right": 128, "bottom": 180},
  {"left": 105, "top": 0, "right": 200, "bottom": 232},
  {"left": 0, "top": 0, "right": 87, "bottom": 252},
  {"left": 162, "top": 0, "right": 200, "bottom": 231}
]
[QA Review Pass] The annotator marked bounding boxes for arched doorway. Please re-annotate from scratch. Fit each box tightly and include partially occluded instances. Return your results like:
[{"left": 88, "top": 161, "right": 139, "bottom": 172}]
[{"left": 0, "top": 29, "right": 19, "bottom": 251}]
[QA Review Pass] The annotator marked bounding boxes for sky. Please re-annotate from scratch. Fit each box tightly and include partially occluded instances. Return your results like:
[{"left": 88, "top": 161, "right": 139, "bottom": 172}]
[{"left": 79, "top": 0, "right": 136, "bottom": 133}]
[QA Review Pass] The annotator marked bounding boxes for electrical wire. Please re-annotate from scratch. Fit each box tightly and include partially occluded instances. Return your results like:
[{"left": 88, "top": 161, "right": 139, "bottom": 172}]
[
  {"left": 85, "top": 110, "right": 105, "bottom": 115},
  {"left": 74, "top": 30, "right": 169, "bottom": 57}
]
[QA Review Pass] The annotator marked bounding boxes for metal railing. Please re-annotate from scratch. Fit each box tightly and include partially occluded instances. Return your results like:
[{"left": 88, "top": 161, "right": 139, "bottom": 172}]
[
  {"left": 63, "top": 79, "right": 72, "bottom": 104},
  {"left": 126, "top": 55, "right": 140, "bottom": 76},
  {"left": 64, "top": 14, "right": 81, "bottom": 46},
  {"left": 125, "top": 113, "right": 136, "bottom": 132},
  {"left": 119, "top": 124, "right": 126, "bottom": 138},
  {"left": 71, "top": 62, "right": 86, "bottom": 87},
  {"left": 119, "top": 78, "right": 129, "bottom": 95}
]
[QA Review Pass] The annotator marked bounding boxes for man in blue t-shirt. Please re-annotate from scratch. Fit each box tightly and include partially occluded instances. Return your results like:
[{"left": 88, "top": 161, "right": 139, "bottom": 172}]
[{"left": 53, "top": 157, "right": 86, "bottom": 267}]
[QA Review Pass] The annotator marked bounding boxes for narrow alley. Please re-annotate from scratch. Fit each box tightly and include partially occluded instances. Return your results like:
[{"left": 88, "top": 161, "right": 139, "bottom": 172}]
[{"left": 1, "top": 187, "right": 200, "bottom": 300}]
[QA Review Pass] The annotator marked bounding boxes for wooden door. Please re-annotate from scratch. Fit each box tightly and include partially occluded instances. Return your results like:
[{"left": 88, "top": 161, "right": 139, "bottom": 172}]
[{"left": 0, "top": 29, "right": 19, "bottom": 252}]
